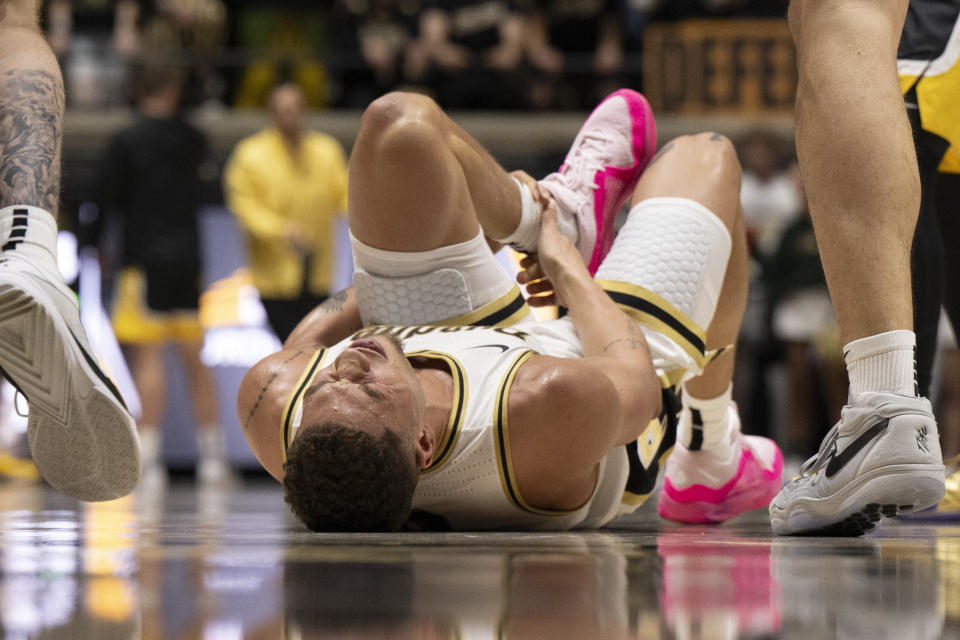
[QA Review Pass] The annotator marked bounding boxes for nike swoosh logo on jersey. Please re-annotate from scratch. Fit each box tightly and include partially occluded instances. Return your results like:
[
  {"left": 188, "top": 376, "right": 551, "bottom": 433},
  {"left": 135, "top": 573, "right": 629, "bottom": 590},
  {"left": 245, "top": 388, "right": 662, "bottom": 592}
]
[
  {"left": 469, "top": 344, "right": 510, "bottom": 353},
  {"left": 824, "top": 418, "right": 889, "bottom": 478}
]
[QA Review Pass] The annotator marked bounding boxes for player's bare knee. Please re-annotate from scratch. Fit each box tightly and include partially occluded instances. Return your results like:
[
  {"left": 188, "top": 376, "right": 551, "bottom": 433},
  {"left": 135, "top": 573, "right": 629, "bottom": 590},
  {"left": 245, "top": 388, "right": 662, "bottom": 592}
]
[
  {"left": 357, "top": 92, "right": 447, "bottom": 164},
  {"left": 680, "top": 132, "right": 741, "bottom": 190},
  {"left": 708, "top": 133, "right": 741, "bottom": 185},
  {"left": 360, "top": 92, "right": 440, "bottom": 139}
]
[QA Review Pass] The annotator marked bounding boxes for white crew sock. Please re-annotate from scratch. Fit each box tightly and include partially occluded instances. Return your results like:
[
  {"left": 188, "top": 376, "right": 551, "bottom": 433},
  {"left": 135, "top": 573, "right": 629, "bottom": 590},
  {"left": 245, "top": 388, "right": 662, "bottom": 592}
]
[
  {"left": 495, "top": 178, "right": 543, "bottom": 253},
  {"left": 495, "top": 178, "right": 578, "bottom": 253},
  {"left": 844, "top": 329, "right": 918, "bottom": 401},
  {"left": 678, "top": 383, "right": 733, "bottom": 457},
  {"left": 0, "top": 205, "right": 58, "bottom": 258}
]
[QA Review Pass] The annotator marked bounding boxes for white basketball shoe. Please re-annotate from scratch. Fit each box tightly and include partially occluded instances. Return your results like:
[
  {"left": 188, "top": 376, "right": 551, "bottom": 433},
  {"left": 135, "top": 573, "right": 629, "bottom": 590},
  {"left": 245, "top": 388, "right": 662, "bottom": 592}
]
[
  {"left": 0, "top": 206, "right": 140, "bottom": 501},
  {"left": 540, "top": 89, "right": 657, "bottom": 275},
  {"left": 770, "top": 392, "right": 945, "bottom": 535}
]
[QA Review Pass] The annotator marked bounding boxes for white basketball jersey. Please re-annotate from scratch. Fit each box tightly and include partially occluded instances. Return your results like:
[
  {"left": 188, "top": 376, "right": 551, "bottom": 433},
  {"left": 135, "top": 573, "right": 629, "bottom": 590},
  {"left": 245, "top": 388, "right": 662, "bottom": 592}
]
[{"left": 283, "top": 323, "right": 632, "bottom": 530}]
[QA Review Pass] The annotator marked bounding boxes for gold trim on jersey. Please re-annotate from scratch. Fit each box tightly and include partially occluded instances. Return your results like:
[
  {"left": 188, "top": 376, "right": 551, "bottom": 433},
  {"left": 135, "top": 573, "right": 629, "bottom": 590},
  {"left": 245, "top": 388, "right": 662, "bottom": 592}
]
[
  {"left": 707, "top": 344, "right": 731, "bottom": 363},
  {"left": 280, "top": 348, "right": 329, "bottom": 462},
  {"left": 659, "top": 369, "right": 685, "bottom": 391},
  {"left": 900, "top": 56, "right": 960, "bottom": 174},
  {"left": 493, "top": 349, "right": 585, "bottom": 517},
  {"left": 431, "top": 285, "right": 530, "bottom": 327},
  {"left": 405, "top": 350, "right": 467, "bottom": 473},
  {"left": 596, "top": 279, "right": 707, "bottom": 368},
  {"left": 622, "top": 448, "right": 674, "bottom": 508},
  {"left": 899, "top": 15, "right": 960, "bottom": 175}
]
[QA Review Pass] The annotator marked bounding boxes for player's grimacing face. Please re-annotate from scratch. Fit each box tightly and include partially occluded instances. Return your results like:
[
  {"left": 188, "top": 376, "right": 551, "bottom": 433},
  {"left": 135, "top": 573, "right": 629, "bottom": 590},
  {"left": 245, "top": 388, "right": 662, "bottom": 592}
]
[{"left": 297, "top": 335, "right": 424, "bottom": 441}]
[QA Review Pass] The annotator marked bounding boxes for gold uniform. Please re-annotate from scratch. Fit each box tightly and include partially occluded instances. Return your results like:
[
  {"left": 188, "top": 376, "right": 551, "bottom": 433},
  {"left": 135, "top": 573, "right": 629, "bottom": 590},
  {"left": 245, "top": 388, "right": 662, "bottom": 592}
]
[{"left": 898, "top": 0, "right": 960, "bottom": 173}]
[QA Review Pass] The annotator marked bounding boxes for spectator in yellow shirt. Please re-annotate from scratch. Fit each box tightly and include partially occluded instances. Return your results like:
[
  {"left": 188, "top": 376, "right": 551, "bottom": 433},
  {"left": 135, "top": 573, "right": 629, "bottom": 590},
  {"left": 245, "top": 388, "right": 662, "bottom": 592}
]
[{"left": 224, "top": 83, "right": 349, "bottom": 341}]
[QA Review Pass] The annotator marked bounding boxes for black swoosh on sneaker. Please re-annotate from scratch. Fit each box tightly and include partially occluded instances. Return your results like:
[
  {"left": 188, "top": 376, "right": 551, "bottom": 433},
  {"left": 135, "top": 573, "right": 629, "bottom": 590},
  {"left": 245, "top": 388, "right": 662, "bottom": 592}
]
[
  {"left": 68, "top": 328, "right": 129, "bottom": 411},
  {"left": 824, "top": 418, "right": 889, "bottom": 478}
]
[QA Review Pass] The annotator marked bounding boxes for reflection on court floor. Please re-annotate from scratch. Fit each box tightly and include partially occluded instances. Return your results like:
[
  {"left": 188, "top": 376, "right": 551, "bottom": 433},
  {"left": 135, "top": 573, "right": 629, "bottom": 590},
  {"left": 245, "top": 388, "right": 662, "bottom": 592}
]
[{"left": 0, "top": 482, "right": 955, "bottom": 639}]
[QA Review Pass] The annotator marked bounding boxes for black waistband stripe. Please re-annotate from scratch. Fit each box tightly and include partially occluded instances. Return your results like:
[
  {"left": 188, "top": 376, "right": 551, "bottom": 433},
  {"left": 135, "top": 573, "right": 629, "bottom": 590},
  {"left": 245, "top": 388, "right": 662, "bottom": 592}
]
[
  {"left": 605, "top": 290, "right": 705, "bottom": 354},
  {"left": 477, "top": 292, "right": 526, "bottom": 327}
]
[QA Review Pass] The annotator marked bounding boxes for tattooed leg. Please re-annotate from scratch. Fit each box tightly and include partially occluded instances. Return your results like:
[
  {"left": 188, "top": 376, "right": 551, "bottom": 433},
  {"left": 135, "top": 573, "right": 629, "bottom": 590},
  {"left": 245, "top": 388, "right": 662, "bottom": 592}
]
[
  {"left": 0, "top": 3, "right": 141, "bottom": 502},
  {"left": 0, "top": 70, "right": 63, "bottom": 212},
  {"left": 0, "top": 1, "right": 64, "bottom": 213}
]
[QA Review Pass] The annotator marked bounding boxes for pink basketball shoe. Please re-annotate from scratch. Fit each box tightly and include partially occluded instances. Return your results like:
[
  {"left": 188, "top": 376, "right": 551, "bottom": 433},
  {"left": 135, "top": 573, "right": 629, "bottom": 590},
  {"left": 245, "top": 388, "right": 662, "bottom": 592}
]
[
  {"left": 658, "top": 404, "right": 783, "bottom": 524},
  {"left": 540, "top": 89, "right": 657, "bottom": 275}
]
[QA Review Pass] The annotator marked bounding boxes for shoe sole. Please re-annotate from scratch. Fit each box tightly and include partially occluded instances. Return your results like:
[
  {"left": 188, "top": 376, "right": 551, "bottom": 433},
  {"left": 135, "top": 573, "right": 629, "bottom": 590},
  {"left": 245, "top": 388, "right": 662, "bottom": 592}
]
[
  {"left": 0, "top": 274, "right": 140, "bottom": 501},
  {"left": 770, "top": 463, "right": 945, "bottom": 536},
  {"left": 587, "top": 89, "right": 657, "bottom": 275}
]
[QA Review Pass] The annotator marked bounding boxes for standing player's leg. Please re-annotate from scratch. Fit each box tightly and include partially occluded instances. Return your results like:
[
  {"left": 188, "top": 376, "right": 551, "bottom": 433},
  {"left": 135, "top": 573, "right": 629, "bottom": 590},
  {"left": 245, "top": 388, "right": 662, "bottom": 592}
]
[
  {"left": 591, "top": 133, "right": 782, "bottom": 523},
  {"left": 791, "top": 0, "right": 918, "bottom": 353},
  {"left": 177, "top": 339, "right": 232, "bottom": 484},
  {"left": 770, "top": 0, "right": 945, "bottom": 535},
  {"left": 0, "top": 0, "right": 139, "bottom": 500},
  {"left": 130, "top": 342, "right": 167, "bottom": 489}
]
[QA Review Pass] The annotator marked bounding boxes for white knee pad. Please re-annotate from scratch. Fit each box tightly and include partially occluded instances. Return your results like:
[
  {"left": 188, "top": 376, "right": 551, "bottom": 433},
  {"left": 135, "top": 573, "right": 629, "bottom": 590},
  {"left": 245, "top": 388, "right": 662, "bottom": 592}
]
[
  {"left": 595, "top": 197, "right": 731, "bottom": 330},
  {"left": 350, "top": 230, "right": 519, "bottom": 326},
  {"left": 353, "top": 268, "right": 474, "bottom": 326}
]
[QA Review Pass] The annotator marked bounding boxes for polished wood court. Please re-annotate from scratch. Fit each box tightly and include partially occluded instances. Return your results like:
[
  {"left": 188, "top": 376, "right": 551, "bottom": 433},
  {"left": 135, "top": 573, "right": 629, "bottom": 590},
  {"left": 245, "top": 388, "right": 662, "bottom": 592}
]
[{"left": 0, "top": 479, "right": 955, "bottom": 639}]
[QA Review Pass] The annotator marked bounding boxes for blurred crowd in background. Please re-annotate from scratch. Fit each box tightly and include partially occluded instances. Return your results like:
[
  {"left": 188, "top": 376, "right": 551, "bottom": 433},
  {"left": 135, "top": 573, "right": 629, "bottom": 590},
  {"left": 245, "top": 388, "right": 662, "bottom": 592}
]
[
  {"left": 7, "top": 0, "right": 951, "bottom": 483},
  {"left": 47, "top": 0, "right": 788, "bottom": 111}
]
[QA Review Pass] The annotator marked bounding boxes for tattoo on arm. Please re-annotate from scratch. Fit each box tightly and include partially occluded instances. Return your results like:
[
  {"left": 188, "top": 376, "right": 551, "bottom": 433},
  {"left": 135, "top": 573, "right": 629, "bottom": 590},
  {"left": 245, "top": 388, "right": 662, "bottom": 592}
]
[
  {"left": 318, "top": 289, "right": 349, "bottom": 314},
  {"left": 0, "top": 70, "right": 64, "bottom": 212},
  {"left": 602, "top": 319, "right": 646, "bottom": 353},
  {"left": 645, "top": 141, "right": 675, "bottom": 169},
  {"left": 243, "top": 349, "right": 305, "bottom": 431}
]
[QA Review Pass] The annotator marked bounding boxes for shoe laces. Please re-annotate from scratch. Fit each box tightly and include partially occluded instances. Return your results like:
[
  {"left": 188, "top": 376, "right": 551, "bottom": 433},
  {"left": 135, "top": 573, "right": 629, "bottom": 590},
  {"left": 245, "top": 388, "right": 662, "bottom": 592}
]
[
  {"left": 562, "top": 133, "right": 609, "bottom": 193},
  {"left": 797, "top": 422, "right": 842, "bottom": 477},
  {"left": 544, "top": 133, "right": 609, "bottom": 226}
]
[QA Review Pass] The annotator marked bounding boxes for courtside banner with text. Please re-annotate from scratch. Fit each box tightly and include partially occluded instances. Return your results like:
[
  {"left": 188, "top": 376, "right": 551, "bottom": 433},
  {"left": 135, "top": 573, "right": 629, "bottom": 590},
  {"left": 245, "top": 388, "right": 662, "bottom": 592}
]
[{"left": 643, "top": 19, "right": 796, "bottom": 114}]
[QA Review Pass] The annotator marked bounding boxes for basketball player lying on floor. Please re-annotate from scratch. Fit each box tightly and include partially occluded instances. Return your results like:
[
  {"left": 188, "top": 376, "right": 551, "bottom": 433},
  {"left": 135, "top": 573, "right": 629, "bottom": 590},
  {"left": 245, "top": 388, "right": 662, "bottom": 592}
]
[{"left": 238, "top": 90, "right": 783, "bottom": 531}]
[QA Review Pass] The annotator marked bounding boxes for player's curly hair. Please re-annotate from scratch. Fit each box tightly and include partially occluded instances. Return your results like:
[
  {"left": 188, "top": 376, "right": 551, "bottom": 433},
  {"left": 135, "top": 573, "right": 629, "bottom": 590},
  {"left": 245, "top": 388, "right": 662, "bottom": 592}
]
[{"left": 282, "top": 422, "right": 418, "bottom": 532}]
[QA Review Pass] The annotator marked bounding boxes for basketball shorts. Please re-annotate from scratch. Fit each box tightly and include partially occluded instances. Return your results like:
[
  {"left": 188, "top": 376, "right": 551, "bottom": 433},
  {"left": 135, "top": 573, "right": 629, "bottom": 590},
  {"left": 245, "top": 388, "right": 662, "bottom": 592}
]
[{"left": 112, "top": 267, "right": 203, "bottom": 344}]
